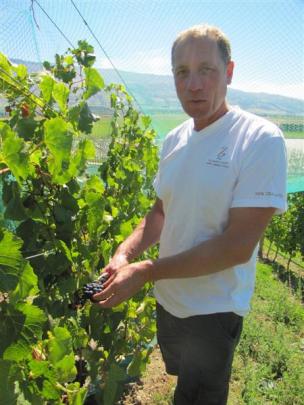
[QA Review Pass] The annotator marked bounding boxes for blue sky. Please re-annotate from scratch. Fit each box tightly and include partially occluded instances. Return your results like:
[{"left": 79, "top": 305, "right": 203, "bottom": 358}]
[{"left": 1, "top": 0, "right": 303, "bottom": 99}]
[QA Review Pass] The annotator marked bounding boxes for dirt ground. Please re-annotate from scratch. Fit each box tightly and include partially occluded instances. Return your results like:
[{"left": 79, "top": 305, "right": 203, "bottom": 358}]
[
  {"left": 118, "top": 345, "right": 243, "bottom": 405},
  {"left": 118, "top": 346, "right": 176, "bottom": 405}
]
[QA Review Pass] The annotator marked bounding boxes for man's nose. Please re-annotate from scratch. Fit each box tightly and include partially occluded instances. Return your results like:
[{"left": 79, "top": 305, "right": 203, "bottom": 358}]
[{"left": 187, "top": 72, "right": 204, "bottom": 91}]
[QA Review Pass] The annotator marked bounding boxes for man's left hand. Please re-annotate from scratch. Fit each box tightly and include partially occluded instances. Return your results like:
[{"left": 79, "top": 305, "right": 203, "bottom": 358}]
[{"left": 93, "top": 260, "right": 153, "bottom": 308}]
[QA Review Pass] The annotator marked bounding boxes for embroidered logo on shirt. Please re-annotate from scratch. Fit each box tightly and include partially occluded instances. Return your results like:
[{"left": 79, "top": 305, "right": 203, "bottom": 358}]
[
  {"left": 206, "top": 146, "right": 230, "bottom": 168},
  {"left": 216, "top": 146, "right": 228, "bottom": 160}
]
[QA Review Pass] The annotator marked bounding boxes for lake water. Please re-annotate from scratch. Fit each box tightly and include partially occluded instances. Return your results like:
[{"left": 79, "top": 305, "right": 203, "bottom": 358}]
[{"left": 285, "top": 139, "right": 304, "bottom": 193}]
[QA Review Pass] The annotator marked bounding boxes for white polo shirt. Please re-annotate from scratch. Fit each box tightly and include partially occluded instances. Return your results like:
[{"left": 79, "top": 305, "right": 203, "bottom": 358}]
[{"left": 153, "top": 107, "right": 287, "bottom": 317}]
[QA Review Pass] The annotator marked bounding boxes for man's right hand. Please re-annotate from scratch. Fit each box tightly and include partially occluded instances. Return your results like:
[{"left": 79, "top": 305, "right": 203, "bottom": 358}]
[{"left": 102, "top": 253, "right": 130, "bottom": 276}]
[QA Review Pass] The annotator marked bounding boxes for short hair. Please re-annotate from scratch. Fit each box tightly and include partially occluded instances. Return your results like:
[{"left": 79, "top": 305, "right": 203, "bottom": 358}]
[{"left": 171, "top": 24, "right": 232, "bottom": 67}]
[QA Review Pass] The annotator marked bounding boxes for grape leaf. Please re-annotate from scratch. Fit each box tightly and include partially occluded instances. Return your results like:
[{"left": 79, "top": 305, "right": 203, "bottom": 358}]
[
  {"left": 10, "top": 262, "right": 39, "bottom": 303},
  {"left": 83, "top": 67, "right": 104, "bottom": 100},
  {"left": 0, "top": 229, "right": 25, "bottom": 291},
  {"left": 0, "top": 122, "right": 34, "bottom": 183},
  {"left": 39, "top": 74, "right": 55, "bottom": 103},
  {"left": 48, "top": 326, "right": 73, "bottom": 363},
  {"left": 44, "top": 117, "right": 73, "bottom": 183},
  {"left": 53, "top": 82, "right": 69, "bottom": 112},
  {"left": 54, "top": 353, "right": 76, "bottom": 382},
  {"left": 0, "top": 360, "right": 18, "bottom": 405},
  {"left": 67, "top": 383, "right": 88, "bottom": 405},
  {"left": 103, "top": 363, "right": 127, "bottom": 405},
  {"left": 0, "top": 306, "right": 26, "bottom": 356}
]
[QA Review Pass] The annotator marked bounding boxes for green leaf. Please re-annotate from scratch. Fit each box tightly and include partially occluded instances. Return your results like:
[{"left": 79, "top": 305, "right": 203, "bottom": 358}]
[
  {"left": 3, "top": 181, "right": 27, "bottom": 221},
  {"left": 67, "top": 383, "right": 88, "bottom": 405},
  {"left": 77, "top": 40, "right": 94, "bottom": 54},
  {"left": 14, "top": 64, "right": 28, "bottom": 80},
  {"left": 29, "top": 360, "right": 49, "bottom": 378},
  {"left": 69, "top": 139, "right": 95, "bottom": 177},
  {"left": 68, "top": 102, "right": 97, "bottom": 134},
  {"left": 42, "top": 380, "right": 61, "bottom": 400},
  {"left": 141, "top": 115, "right": 151, "bottom": 129},
  {"left": 68, "top": 103, "right": 82, "bottom": 129},
  {"left": 83, "top": 67, "right": 104, "bottom": 100},
  {"left": 64, "top": 55, "right": 74, "bottom": 65},
  {"left": 127, "top": 350, "right": 147, "bottom": 377},
  {"left": 55, "top": 240, "right": 73, "bottom": 263},
  {"left": 87, "top": 200, "right": 104, "bottom": 237},
  {"left": 53, "top": 82, "right": 69, "bottom": 112},
  {"left": 79, "top": 102, "right": 97, "bottom": 133},
  {"left": 3, "top": 340, "right": 30, "bottom": 362},
  {"left": 0, "top": 360, "right": 18, "bottom": 405},
  {"left": 44, "top": 117, "right": 73, "bottom": 183},
  {"left": 103, "top": 363, "right": 127, "bottom": 405},
  {"left": 0, "top": 52, "right": 12, "bottom": 73},
  {"left": 119, "top": 220, "right": 133, "bottom": 238},
  {"left": 0, "top": 229, "right": 25, "bottom": 291},
  {"left": 85, "top": 175, "right": 105, "bottom": 196},
  {"left": 39, "top": 74, "right": 55, "bottom": 103},
  {"left": 10, "top": 262, "right": 39, "bottom": 303},
  {"left": 0, "top": 122, "right": 34, "bottom": 183},
  {"left": 17, "top": 302, "right": 46, "bottom": 343},
  {"left": 54, "top": 353, "right": 77, "bottom": 382},
  {"left": 48, "top": 326, "right": 73, "bottom": 363},
  {"left": 0, "top": 308, "right": 26, "bottom": 356},
  {"left": 16, "top": 117, "right": 38, "bottom": 141}
]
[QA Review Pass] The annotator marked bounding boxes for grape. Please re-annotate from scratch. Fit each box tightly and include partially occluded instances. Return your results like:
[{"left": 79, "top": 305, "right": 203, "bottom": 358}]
[{"left": 71, "top": 272, "right": 110, "bottom": 308}]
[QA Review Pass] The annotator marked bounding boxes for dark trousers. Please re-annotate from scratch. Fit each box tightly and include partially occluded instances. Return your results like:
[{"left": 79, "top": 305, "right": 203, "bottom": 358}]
[{"left": 156, "top": 303, "right": 243, "bottom": 405}]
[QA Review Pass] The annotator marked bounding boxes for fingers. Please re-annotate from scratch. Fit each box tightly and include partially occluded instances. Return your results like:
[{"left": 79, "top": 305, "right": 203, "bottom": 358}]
[
  {"left": 95, "top": 294, "right": 121, "bottom": 308},
  {"left": 93, "top": 282, "right": 114, "bottom": 302},
  {"left": 101, "top": 273, "right": 115, "bottom": 289},
  {"left": 93, "top": 281, "right": 124, "bottom": 308}
]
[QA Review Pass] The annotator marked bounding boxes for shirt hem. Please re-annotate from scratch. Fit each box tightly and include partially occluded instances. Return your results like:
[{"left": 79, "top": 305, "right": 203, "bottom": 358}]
[
  {"left": 231, "top": 198, "right": 287, "bottom": 214},
  {"left": 154, "top": 293, "right": 248, "bottom": 318}
]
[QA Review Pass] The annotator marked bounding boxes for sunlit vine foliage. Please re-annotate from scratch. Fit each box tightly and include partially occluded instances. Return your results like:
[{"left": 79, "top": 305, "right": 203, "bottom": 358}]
[
  {"left": 0, "top": 41, "right": 159, "bottom": 404},
  {"left": 265, "top": 192, "right": 304, "bottom": 268}
]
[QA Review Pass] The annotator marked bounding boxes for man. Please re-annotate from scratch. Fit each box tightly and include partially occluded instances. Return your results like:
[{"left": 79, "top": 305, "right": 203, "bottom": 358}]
[{"left": 94, "top": 25, "right": 287, "bottom": 404}]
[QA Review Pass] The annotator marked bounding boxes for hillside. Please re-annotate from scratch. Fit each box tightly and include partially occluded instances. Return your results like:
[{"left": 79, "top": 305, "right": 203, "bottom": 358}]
[{"left": 5, "top": 59, "right": 304, "bottom": 116}]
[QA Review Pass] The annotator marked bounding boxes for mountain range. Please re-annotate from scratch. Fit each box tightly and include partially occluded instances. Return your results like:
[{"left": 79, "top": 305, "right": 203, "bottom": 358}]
[{"left": 8, "top": 59, "right": 304, "bottom": 116}]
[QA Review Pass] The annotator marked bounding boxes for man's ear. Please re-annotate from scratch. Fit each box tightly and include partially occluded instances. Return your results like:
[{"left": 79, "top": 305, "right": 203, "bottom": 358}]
[{"left": 226, "top": 61, "right": 234, "bottom": 85}]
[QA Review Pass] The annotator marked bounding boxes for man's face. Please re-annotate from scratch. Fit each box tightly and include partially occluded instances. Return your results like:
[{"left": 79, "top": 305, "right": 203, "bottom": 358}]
[{"left": 173, "top": 37, "right": 234, "bottom": 131}]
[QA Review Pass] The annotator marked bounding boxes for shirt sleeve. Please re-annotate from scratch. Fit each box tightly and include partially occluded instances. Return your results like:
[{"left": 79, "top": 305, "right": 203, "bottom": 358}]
[
  {"left": 152, "top": 134, "right": 171, "bottom": 197},
  {"left": 153, "top": 169, "right": 161, "bottom": 197},
  {"left": 231, "top": 132, "right": 288, "bottom": 214}
]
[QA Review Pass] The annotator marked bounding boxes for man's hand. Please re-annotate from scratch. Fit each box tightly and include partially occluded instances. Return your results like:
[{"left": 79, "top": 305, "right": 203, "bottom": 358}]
[
  {"left": 103, "top": 253, "right": 130, "bottom": 275},
  {"left": 93, "top": 260, "right": 153, "bottom": 308}
]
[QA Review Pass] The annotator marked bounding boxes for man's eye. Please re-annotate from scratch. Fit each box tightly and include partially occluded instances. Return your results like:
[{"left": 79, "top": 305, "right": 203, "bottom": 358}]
[
  {"left": 200, "top": 67, "right": 213, "bottom": 74},
  {"left": 175, "top": 69, "right": 188, "bottom": 77}
]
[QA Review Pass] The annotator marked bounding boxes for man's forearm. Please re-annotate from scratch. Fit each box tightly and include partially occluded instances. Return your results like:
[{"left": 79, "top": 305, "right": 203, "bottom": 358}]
[
  {"left": 150, "top": 232, "right": 249, "bottom": 281},
  {"left": 115, "top": 199, "right": 164, "bottom": 262},
  {"left": 149, "top": 207, "right": 275, "bottom": 281}
]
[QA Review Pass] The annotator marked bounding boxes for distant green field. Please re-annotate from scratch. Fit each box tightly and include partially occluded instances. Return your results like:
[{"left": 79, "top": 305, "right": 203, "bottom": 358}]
[
  {"left": 91, "top": 113, "right": 304, "bottom": 140},
  {"left": 91, "top": 115, "right": 112, "bottom": 138},
  {"left": 2, "top": 113, "right": 301, "bottom": 140},
  {"left": 150, "top": 113, "right": 188, "bottom": 139},
  {"left": 284, "top": 131, "right": 304, "bottom": 139}
]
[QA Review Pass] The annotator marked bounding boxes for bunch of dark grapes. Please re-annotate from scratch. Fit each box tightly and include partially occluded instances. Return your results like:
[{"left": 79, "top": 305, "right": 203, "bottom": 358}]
[{"left": 71, "top": 272, "right": 109, "bottom": 309}]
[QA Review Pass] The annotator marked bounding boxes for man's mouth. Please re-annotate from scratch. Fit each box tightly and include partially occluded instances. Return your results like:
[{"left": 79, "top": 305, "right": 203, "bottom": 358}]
[{"left": 189, "top": 99, "right": 207, "bottom": 103}]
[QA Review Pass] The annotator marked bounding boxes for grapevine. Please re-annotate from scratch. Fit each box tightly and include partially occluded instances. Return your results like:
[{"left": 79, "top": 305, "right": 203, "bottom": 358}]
[{"left": 0, "top": 41, "right": 158, "bottom": 404}]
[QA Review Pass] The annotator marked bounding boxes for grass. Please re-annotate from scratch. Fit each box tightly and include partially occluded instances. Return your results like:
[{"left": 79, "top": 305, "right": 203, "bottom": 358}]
[
  {"left": 263, "top": 238, "right": 304, "bottom": 270},
  {"left": 138, "top": 260, "right": 304, "bottom": 405},
  {"left": 229, "top": 262, "right": 304, "bottom": 404}
]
